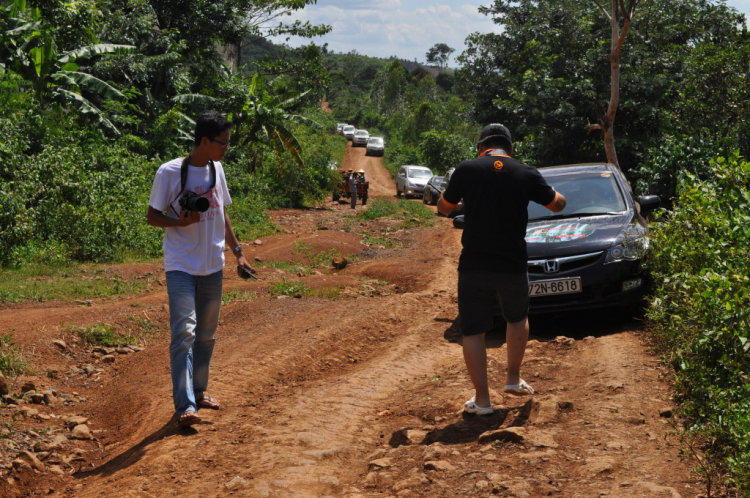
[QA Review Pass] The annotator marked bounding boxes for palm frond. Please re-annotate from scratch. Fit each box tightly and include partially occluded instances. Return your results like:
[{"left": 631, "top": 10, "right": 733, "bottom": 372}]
[
  {"left": 278, "top": 89, "right": 310, "bottom": 108},
  {"left": 5, "top": 20, "right": 42, "bottom": 37},
  {"left": 54, "top": 71, "right": 127, "bottom": 101},
  {"left": 170, "top": 94, "right": 219, "bottom": 106},
  {"left": 56, "top": 88, "right": 120, "bottom": 136},
  {"left": 59, "top": 44, "right": 136, "bottom": 64}
]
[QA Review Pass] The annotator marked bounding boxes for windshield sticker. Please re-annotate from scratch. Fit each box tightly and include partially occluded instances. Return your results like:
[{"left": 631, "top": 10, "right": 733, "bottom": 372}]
[
  {"left": 526, "top": 223, "right": 596, "bottom": 243},
  {"left": 601, "top": 173, "right": 611, "bottom": 177}
]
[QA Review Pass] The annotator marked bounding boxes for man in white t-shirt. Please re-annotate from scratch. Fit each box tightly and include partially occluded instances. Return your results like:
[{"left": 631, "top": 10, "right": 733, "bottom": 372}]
[{"left": 147, "top": 111, "right": 253, "bottom": 428}]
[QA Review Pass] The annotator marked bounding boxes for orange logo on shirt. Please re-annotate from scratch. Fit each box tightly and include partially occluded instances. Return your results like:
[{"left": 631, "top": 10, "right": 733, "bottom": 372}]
[{"left": 494, "top": 160, "right": 505, "bottom": 171}]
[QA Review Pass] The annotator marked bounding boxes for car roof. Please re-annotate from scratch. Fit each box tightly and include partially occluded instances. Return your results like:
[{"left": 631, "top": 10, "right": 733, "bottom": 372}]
[
  {"left": 401, "top": 165, "right": 430, "bottom": 169},
  {"left": 537, "top": 163, "right": 614, "bottom": 175}
]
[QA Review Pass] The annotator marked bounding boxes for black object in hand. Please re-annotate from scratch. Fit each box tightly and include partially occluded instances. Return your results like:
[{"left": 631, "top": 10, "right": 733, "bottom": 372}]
[
  {"left": 179, "top": 191, "right": 210, "bottom": 212},
  {"left": 239, "top": 265, "right": 257, "bottom": 279}
]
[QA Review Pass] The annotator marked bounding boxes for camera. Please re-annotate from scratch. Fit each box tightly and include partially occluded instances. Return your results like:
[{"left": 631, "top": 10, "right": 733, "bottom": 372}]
[
  {"left": 179, "top": 191, "right": 210, "bottom": 213},
  {"left": 238, "top": 266, "right": 257, "bottom": 280}
]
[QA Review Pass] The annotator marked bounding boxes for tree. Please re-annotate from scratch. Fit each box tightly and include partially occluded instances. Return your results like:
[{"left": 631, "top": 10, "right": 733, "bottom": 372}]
[
  {"left": 455, "top": 0, "right": 746, "bottom": 172},
  {"left": 586, "top": 0, "right": 641, "bottom": 169},
  {"left": 145, "top": 0, "right": 330, "bottom": 69},
  {"left": 0, "top": 0, "right": 135, "bottom": 134},
  {"left": 418, "top": 130, "right": 473, "bottom": 174},
  {"left": 370, "top": 60, "right": 410, "bottom": 117},
  {"left": 230, "top": 73, "right": 321, "bottom": 172},
  {"left": 426, "top": 43, "right": 455, "bottom": 73}
]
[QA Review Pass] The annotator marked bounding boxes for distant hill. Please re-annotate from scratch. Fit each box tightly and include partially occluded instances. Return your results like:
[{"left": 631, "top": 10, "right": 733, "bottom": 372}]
[{"left": 237, "top": 38, "right": 443, "bottom": 77}]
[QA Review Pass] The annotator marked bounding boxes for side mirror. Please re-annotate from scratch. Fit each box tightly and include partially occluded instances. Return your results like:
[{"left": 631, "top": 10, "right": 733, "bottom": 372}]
[{"left": 639, "top": 195, "right": 661, "bottom": 215}]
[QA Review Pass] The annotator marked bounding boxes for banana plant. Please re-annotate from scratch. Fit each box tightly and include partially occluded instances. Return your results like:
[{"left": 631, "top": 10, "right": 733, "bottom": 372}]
[
  {"left": 1, "top": 0, "right": 135, "bottom": 134},
  {"left": 229, "top": 72, "right": 321, "bottom": 172}
]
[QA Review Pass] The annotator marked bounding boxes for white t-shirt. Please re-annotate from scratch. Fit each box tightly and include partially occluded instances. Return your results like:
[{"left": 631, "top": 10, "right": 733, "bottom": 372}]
[{"left": 148, "top": 157, "right": 232, "bottom": 275}]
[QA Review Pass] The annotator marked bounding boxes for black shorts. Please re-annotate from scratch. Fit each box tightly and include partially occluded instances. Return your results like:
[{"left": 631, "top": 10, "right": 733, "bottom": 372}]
[{"left": 458, "top": 270, "right": 529, "bottom": 336}]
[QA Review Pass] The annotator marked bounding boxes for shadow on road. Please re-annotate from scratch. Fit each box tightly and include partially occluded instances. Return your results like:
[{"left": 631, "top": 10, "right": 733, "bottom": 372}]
[
  {"left": 387, "top": 398, "right": 537, "bottom": 447},
  {"left": 441, "top": 306, "right": 646, "bottom": 349},
  {"left": 73, "top": 418, "right": 206, "bottom": 479}
]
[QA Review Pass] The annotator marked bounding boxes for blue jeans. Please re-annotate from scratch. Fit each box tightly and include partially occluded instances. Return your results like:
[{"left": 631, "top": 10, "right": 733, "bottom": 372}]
[{"left": 166, "top": 270, "right": 223, "bottom": 416}]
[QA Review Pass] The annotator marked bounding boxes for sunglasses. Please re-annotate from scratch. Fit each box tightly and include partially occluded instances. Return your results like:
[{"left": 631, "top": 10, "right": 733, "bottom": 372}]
[{"left": 210, "top": 137, "right": 230, "bottom": 147}]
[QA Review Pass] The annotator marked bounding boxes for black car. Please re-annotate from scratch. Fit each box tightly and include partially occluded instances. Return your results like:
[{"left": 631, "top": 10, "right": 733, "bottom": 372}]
[
  {"left": 453, "top": 163, "right": 661, "bottom": 313},
  {"left": 422, "top": 175, "right": 445, "bottom": 205}
]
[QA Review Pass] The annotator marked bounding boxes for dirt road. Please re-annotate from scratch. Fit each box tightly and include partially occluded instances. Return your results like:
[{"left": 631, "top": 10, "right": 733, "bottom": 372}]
[{"left": 0, "top": 142, "right": 703, "bottom": 498}]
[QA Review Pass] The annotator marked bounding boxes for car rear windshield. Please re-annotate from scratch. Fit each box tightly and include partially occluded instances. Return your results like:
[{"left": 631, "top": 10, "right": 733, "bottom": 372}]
[
  {"left": 528, "top": 170, "right": 627, "bottom": 220},
  {"left": 408, "top": 169, "right": 433, "bottom": 178}
]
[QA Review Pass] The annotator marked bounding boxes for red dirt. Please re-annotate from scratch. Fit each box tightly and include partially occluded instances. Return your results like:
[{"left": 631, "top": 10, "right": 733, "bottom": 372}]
[{"left": 0, "top": 142, "right": 704, "bottom": 498}]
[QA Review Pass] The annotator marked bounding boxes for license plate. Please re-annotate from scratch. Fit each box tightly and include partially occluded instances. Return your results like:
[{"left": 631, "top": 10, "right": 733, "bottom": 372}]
[{"left": 529, "top": 277, "right": 582, "bottom": 297}]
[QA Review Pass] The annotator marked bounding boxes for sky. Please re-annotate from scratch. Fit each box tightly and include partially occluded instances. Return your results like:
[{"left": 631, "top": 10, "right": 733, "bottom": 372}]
[{"left": 271, "top": 0, "right": 750, "bottom": 63}]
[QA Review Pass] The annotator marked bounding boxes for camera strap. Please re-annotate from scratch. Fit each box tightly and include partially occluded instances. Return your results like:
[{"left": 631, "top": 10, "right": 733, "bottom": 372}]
[
  {"left": 180, "top": 155, "right": 216, "bottom": 194},
  {"left": 169, "top": 156, "right": 217, "bottom": 218}
]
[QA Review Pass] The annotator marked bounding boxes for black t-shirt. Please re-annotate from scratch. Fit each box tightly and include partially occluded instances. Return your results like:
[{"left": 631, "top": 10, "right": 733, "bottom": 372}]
[{"left": 443, "top": 152, "right": 556, "bottom": 274}]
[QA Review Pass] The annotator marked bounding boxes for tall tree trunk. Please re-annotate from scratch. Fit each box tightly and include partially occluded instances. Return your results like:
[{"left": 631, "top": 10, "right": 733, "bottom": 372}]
[{"left": 588, "top": 0, "right": 640, "bottom": 171}]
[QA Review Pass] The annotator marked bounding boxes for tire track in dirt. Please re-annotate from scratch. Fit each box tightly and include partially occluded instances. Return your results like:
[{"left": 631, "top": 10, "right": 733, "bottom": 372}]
[{"left": 69, "top": 226, "right": 463, "bottom": 498}]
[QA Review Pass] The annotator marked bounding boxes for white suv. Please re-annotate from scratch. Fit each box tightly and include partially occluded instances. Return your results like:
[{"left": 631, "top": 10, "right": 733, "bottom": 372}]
[
  {"left": 342, "top": 125, "right": 356, "bottom": 141},
  {"left": 353, "top": 129, "right": 369, "bottom": 147},
  {"left": 396, "top": 165, "right": 433, "bottom": 198}
]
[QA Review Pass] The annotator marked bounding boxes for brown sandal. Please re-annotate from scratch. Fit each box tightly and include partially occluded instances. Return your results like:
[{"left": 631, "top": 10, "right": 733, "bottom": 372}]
[{"left": 197, "top": 395, "right": 220, "bottom": 410}]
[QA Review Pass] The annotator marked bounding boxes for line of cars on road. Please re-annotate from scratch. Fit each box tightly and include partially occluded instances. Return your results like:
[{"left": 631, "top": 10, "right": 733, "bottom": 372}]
[
  {"left": 337, "top": 119, "right": 660, "bottom": 317},
  {"left": 337, "top": 123, "right": 385, "bottom": 156}
]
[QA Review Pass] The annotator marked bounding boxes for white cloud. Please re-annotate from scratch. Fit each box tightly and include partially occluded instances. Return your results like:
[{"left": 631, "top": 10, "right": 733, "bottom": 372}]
[
  {"left": 271, "top": 1, "right": 501, "bottom": 62},
  {"left": 272, "top": 0, "right": 749, "bottom": 61}
]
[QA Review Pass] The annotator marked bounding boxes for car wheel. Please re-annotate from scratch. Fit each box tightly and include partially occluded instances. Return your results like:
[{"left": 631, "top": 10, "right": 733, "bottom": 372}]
[{"left": 396, "top": 187, "right": 401, "bottom": 198}]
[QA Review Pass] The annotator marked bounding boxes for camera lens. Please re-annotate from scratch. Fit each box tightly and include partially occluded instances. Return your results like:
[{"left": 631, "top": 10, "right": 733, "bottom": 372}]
[
  {"left": 180, "top": 192, "right": 210, "bottom": 212},
  {"left": 191, "top": 197, "right": 210, "bottom": 212}
]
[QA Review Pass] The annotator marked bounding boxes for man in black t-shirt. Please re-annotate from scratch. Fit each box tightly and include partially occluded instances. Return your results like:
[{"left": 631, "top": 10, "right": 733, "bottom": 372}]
[{"left": 437, "top": 124, "right": 567, "bottom": 415}]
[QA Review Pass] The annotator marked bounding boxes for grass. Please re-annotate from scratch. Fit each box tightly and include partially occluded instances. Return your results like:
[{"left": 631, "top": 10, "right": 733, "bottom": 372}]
[
  {"left": 66, "top": 323, "right": 137, "bottom": 347},
  {"left": 222, "top": 288, "right": 258, "bottom": 305},
  {"left": 269, "top": 280, "right": 342, "bottom": 299},
  {"left": 64, "top": 315, "right": 163, "bottom": 347},
  {"left": 362, "top": 233, "right": 401, "bottom": 249},
  {"left": 292, "top": 241, "right": 342, "bottom": 267},
  {"left": 254, "top": 260, "right": 312, "bottom": 274},
  {"left": 0, "top": 264, "right": 154, "bottom": 304},
  {"left": 254, "top": 242, "right": 345, "bottom": 276},
  {"left": 0, "top": 333, "right": 29, "bottom": 376},
  {"left": 357, "top": 198, "right": 434, "bottom": 226}
]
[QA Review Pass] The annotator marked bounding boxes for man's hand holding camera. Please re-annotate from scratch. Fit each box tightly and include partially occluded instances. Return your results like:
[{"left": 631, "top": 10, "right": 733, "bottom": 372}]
[{"left": 178, "top": 209, "right": 201, "bottom": 227}]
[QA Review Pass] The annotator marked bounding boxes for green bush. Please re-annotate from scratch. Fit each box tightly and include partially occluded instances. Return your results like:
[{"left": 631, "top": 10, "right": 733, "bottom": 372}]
[
  {"left": 358, "top": 198, "right": 434, "bottom": 223},
  {"left": 645, "top": 152, "right": 750, "bottom": 491},
  {"left": 631, "top": 134, "right": 734, "bottom": 206}
]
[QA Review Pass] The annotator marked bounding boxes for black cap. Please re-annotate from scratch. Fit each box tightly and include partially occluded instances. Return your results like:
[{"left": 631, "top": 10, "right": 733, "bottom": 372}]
[{"left": 477, "top": 123, "right": 512, "bottom": 146}]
